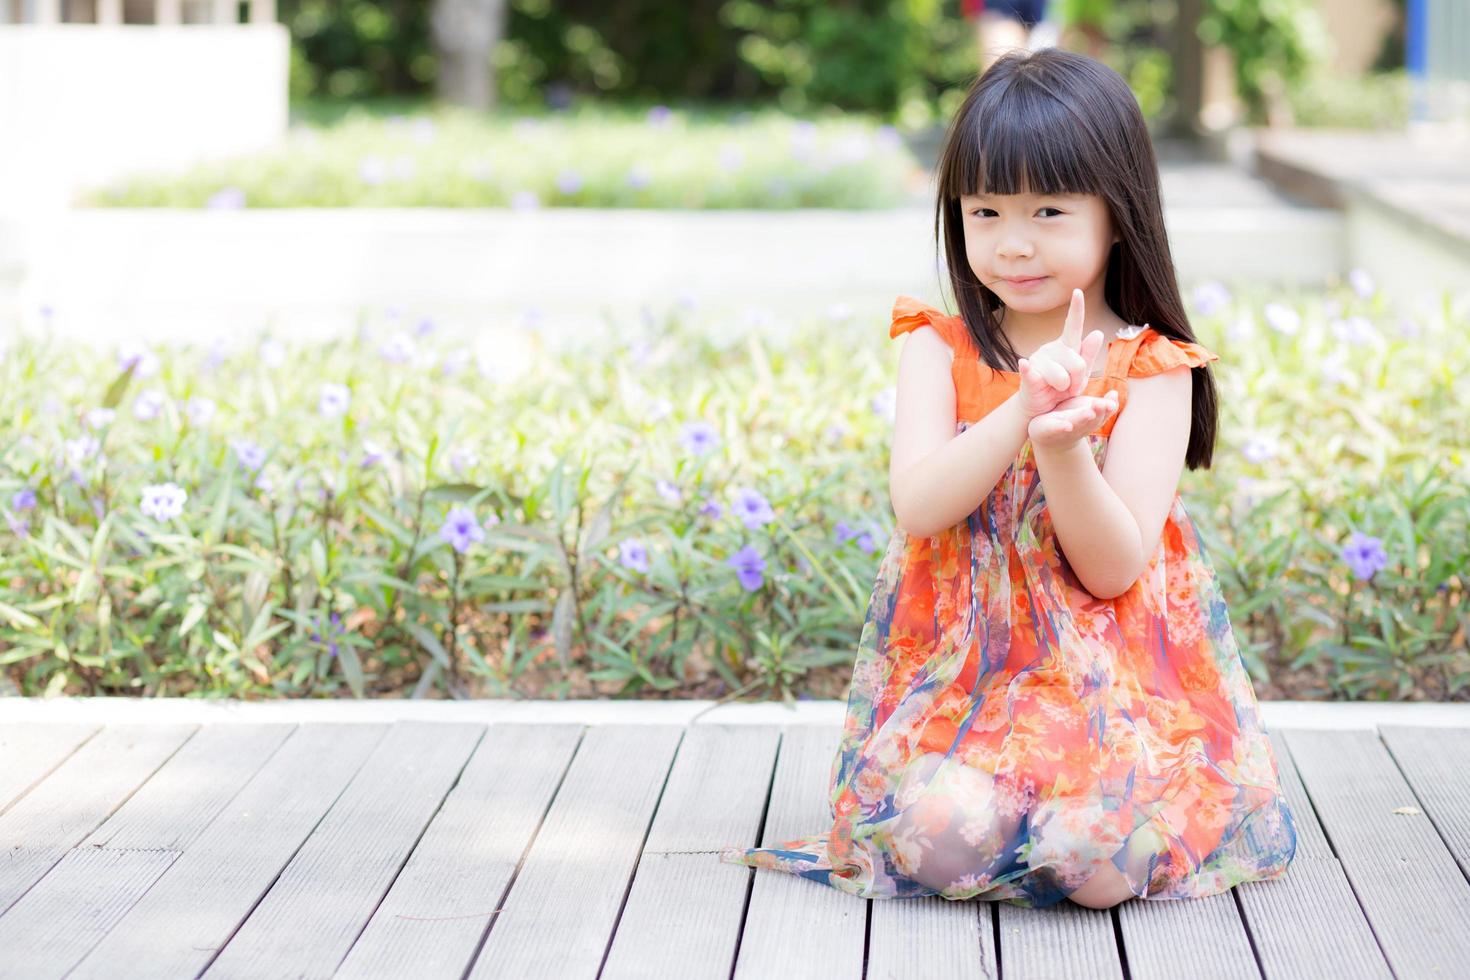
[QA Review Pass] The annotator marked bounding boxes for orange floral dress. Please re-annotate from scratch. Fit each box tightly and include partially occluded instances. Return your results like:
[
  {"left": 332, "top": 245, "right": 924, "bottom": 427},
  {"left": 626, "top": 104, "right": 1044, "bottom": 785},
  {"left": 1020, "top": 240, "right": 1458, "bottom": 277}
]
[{"left": 717, "top": 296, "right": 1298, "bottom": 906}]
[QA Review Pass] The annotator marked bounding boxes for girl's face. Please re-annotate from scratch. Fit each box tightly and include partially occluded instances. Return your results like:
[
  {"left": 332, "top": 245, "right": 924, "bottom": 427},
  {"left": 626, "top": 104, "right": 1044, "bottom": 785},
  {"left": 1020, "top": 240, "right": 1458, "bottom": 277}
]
[{"left": 958, "top": 189, "right": 1119, "bottom": 318}]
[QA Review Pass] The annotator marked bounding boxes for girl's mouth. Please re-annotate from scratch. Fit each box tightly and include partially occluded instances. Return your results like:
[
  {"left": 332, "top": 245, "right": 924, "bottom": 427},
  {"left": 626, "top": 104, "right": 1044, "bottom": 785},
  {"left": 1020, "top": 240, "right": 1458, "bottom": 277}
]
[{"left": 1002, "top": 276, "right": 1048, "bottom": 290}]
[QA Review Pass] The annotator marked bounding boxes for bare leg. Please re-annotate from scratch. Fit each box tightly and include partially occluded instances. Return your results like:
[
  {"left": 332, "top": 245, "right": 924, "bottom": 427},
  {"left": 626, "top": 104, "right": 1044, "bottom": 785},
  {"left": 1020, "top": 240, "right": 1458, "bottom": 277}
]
[
  {"left": 887, "top": 752, "right": 1023, "bottom": 895},
  {"left": 977, "top": 12, "right": 1030, "bottom": 73},
  {"left": 1066, "top": 860, "right": 1137, "bottom": 909},
  {"left": 1066, "top": 822, "right": 1163, "bottom": 909}
]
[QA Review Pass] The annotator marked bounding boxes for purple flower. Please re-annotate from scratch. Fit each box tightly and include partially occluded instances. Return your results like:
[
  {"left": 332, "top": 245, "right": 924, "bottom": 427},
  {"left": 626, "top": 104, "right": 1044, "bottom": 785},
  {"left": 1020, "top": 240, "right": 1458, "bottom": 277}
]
[
  {"left": 1340, "top": 531, "right": 1388, "bottom": 582},
  {"left": 698, "top": 496, "right": 723, "bottom": 520},
  {"left": 11, "top": 487, "right": 37, "bottom": 511},
  {"left": 855, "top": 530, "right": 877, "bottom": 553},
  {"left": 448, "top": 445, "right": 478, "bottom": 475},
  {"left": 360, "top": 439, "right": 388, "bottom": 468},
  {"left": 414, "top": 316, "right": 437, "bottom": 337},
  {"left": 186, "top": 397, "right": 216, "bottom": 425},
  {"left": 438, "top": 505, "right": 485, "bottom": 554},
  {"left": 310, "top": 611, "right": 344, "bottom": 658},
  {"left": 259, "top": 339, "right": 286, "bottom": 369},
  {"left": 619, "top": 538, "right": 650, "bottom": 573},
  {"left": 230, "top": 438, "right": 267, "bottom": 472},
  {"left": 85, "top": 408, "right": 116, "bottom": 429},
  {"left": 139, "top": 482, "right": 187, "bottom": 522},
  {"left": 545, "top": 82, "right": 573, "bottom": 110},
  {"left": 65, "top": 435, "right": 101, "bottom": 465},
  {"left": 379, "top": 332, "right": 415, "bottom": 365},
  {"left": 655, "top": 479, "right": 682, "bottom": 503},
  {"left": 730, "top": 487, "right": 774, "bottom": 530},
  {"left": 679, "top": 421, "right": 720, "bottom": 456},
  {"left": 646, "top": 105, "right": 672, "bottom": 127},
  {"left": 439, "top": 347, "right": 471, "bottom": 376},
  {"left": 359, "top": 155, "right": 388, "bottom": 185},
  {"left": 1347, "top": 268, "right": 1375, "bottom": 299},
  {"left": 206, "top": 186, "right": 246, "bottom": 210},
  {"left": 834, "top": 520, "right": 855, "bottom": 545},
  {"left": 556, "top": 169, "right": 583, "bottom": 195},
  {"left": 726, "top": 544, "right": 766, "bottom": 592},
  {"left": 1191, "top": 281, "right": 1231, "bottom": 317},
  {"left": 1241, "top": 434, "right": 1279, "bottom": 465},
  {"left": 511, "top": 189, "right": 540, "bottom": 211},
  {"left": 718, "top": 143, "right": 745, "bottom": 172},
  {"left": 319, "top": 383, "right": 351, "bottom": 419},
  {"left": 133, "top": 389, "right": 167, "bottom": 421},
  {"left": 1263, "top": 303, "right": 1300, "bottom": 335},
  {"left": 7, "top": 514, "right": 29, "bottom": 537},
  {"left": 871, "top": 388, "right": 897, "bottom": 421},
  {"left": 116, "top": 342, "right": 159, "bottom": 379},
  {"left": 1331, "top": 315, "right": 1378, "bottom": 346}
]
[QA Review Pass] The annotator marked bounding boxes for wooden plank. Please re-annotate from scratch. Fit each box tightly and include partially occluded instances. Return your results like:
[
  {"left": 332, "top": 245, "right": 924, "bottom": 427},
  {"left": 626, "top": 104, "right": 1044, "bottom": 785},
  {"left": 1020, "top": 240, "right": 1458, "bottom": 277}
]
[
  {"left": 731, "top": 724, "right": 865, "bottom": 980},
  {"left": 1118, "top": 891, "right": 1258, "bottom": 979},
  {"left": 0, "top": 724, "right": 293, "bottom": 978},
  {"left": 600, "top": 724, "right": 780, "bottom": 980},
  {"left": 1236, "top": 858, "right": 1392, "bottom": 980},
  {"left": 199, "top": 720, "right": 486, "bottom": 979},
  {"left": 1266, "top": 729, "right": 1333, "bottom": 860},
  {"left": 868, "top": 895, "right": 996, "bottom": 979},
  {"left": 0, "top": 723, "right": 196, "bottom": 914},
  {"left": 1378, "top": 725, "right": 1470, "bottom": 879},
  {"left": 464, "top": 724, "right": 685, "bottom": 979},
  {"left": 1282, "top": 727, "right": 1470, "bottom": 977},
  {"left": 0, "top": 848, "right": 178, "bottom": 980},
  {"left": 1234, "top": 730, "right": 1395, "bottom": 980},
  {"left": 66, "top": 723, "right": 389, "bottom": 980},
  {"left": 0, "top": 722, "right": 98, "bottom": 815},
  {"left": 997, "top": 900, "right": 1121, "bottom": 979},
  {"left": 333, "top": 724, "right": 583, "bottom": 980}
]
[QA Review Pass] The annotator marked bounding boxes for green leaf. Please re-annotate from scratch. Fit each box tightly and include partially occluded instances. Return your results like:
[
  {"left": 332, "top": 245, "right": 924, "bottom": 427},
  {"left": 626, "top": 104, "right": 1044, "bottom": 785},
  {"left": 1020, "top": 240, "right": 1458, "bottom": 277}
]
[
  {"left": 101, "top": 363, "right": 137, "bottom": 409},
  {"left": 0, "top": 601, "right": 42, "bottom": 630},
  {"left": 337, "top": 642, "right": 365, "bottom": 697},
  {"left": 403, "top": 622, "right": 451, "bottom": 667}
]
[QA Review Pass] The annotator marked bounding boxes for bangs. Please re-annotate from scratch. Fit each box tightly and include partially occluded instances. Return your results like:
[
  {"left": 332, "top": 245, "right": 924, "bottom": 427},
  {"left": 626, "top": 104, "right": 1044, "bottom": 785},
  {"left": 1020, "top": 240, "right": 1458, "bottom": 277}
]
[{"left": 939, "top": 76, "right": 1110, "bottom": 200}]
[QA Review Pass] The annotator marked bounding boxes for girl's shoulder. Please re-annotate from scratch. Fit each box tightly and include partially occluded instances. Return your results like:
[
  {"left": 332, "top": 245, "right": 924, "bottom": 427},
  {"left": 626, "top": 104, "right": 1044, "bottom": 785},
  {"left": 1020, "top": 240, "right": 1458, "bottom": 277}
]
[
  {"left": 889, "top": 296, "right": 976, "bottom": 357},
  {"left": 1124, "top": 328, "right": 1220, "bottom": 377}
]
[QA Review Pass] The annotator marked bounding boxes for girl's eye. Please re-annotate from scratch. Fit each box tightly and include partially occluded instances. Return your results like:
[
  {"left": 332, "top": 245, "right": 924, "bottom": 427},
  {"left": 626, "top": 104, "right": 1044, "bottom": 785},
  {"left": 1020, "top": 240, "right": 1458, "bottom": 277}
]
[{"left": 971, "top": 207, "right": 1063, "bottom": 218}]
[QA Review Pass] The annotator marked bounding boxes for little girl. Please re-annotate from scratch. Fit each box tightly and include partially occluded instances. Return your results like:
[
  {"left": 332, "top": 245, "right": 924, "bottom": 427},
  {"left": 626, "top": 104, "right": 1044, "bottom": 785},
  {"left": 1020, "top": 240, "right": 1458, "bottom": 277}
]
[{"left": 718, "top": 48, "right": 1298, "bottom": 909}]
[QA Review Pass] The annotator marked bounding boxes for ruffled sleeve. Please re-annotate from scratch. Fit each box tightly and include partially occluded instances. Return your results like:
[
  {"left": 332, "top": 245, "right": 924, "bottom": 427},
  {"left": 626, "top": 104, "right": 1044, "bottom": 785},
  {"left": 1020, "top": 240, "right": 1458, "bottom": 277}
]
[
  {"left": 890, "top": 295, "right": 976, "bottom": 356},
  {"left": 1126, "top": 329, "right": 1219, "bottom": 377}
]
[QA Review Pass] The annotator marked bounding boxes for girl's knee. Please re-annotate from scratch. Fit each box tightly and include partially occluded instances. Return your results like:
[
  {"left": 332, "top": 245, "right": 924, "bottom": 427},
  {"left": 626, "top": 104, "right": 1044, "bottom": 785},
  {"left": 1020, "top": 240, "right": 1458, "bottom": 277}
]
[
  {"left": 1066, "top": 860, "right": 1138, "bottom": 909},
  {"left": 888, "top": 757, "right": 1016, "bottom": 893}
]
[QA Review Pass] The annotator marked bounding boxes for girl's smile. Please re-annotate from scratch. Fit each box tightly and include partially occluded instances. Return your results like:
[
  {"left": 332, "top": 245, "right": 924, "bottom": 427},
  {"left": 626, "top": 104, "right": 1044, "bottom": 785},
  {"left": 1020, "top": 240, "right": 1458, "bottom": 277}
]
[{"left": 1000, "top": 275, "right": 1049, "bottom": 290}]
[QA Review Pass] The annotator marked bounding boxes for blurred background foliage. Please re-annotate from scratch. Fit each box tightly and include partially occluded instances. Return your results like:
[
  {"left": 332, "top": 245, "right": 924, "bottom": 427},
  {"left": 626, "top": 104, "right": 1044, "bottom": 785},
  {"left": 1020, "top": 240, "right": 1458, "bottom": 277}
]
[{"left": 279, "top": 0, "right": 1394, "bottom": 129}]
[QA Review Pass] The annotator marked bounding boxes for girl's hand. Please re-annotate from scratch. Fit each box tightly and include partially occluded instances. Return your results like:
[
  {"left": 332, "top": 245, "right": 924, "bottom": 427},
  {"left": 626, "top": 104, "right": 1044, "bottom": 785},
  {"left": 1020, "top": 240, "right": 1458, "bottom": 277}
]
[
  {"left": 1027, "top": 390, "right": 1120, "bottom": 453},
  {"left": 1016, "top": 289, "right": 1107, "bottom": 418}
]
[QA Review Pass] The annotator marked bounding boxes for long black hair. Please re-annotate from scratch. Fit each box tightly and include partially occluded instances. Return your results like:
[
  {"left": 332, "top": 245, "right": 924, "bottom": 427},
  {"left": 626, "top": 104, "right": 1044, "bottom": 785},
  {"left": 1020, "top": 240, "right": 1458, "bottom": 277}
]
[{"left": 933, "top": 47, "right": 1219, "bottom": 470}]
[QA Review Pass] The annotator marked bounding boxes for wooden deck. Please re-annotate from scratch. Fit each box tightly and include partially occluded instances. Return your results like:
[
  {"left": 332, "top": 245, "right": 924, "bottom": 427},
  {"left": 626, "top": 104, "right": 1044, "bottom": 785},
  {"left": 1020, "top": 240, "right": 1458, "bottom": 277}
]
[{"left": 1, "top": 700, "right": 1469, "bottom": 979}]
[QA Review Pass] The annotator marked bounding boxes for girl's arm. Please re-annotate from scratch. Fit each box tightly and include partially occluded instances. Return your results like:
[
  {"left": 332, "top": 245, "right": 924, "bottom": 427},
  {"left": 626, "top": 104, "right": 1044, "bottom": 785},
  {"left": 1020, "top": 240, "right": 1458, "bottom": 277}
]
[
  {"left": 1031, "top": 439, "right": 1143, "bottom": 600},
  {"left": 1031, "top": 366, "right": 1194, "bottom": 600},
  {"left": 889, "top": 327, "right": 1030, "bottom": 539}
]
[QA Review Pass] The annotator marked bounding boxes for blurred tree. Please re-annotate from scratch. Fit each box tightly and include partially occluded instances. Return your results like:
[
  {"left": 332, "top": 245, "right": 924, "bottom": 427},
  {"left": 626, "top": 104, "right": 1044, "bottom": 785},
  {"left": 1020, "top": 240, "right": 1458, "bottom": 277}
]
[{"left": 431, "top": 0, "right": 508, "bottom": 108}]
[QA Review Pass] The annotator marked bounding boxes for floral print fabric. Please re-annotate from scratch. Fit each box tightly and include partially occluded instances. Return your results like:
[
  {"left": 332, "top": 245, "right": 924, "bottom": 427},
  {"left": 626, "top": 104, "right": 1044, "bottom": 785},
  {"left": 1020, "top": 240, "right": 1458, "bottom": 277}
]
[{"left": 717, "top": 297, "right": 1297, "bottom": 906}]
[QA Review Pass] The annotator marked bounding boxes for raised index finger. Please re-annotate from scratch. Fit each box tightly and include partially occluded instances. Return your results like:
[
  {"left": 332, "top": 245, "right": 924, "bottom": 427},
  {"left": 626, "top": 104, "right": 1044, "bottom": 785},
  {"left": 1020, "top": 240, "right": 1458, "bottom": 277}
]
[{"left": 1060, "top": 288, "right": 1085, "bottom": 350}]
